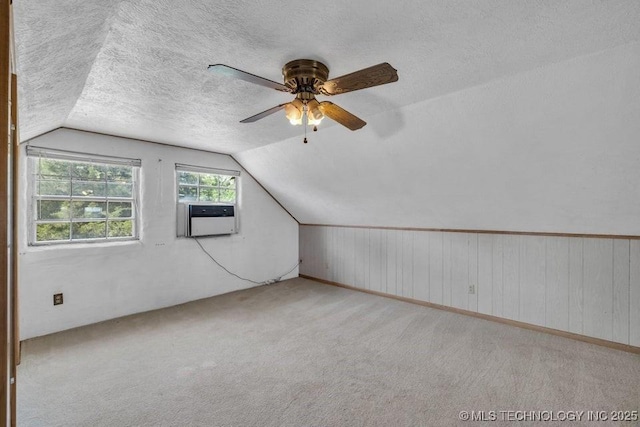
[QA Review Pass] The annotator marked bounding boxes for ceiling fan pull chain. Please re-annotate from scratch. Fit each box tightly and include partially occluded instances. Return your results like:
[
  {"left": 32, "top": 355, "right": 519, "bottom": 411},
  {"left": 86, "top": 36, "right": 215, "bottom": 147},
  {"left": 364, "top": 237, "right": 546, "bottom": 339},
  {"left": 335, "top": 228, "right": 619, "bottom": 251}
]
[{"left": 303, "top": 105, "right": 308, "bottom": 143}]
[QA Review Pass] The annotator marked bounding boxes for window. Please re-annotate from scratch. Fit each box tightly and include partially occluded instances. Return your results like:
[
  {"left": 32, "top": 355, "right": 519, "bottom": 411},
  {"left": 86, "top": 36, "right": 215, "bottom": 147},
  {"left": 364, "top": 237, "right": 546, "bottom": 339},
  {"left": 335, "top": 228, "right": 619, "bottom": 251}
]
[
  {"left": 176, "top": 164, "right": 239, "bottom": 203},
  {"left": 27, "top": 147, "right": 140, "bottom": 244}
]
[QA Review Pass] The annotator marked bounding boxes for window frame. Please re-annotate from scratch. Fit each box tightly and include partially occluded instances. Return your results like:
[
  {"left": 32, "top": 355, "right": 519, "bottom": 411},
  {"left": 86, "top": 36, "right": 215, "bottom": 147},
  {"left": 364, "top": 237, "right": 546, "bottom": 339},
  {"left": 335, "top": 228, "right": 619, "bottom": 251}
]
[
  {"left": 27, "top": 147, "right": 141, "bottom": 246},
  {"left": 175, "top": 164, "right": 239, "bottom": 205}
]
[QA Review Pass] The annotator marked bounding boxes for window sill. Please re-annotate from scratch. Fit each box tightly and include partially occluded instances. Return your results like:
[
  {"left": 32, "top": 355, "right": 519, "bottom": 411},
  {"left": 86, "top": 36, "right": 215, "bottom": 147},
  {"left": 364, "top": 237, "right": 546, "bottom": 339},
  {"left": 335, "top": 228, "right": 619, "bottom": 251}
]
[{"left": 25, "top": 238, "right": 142, "bottom": 253}]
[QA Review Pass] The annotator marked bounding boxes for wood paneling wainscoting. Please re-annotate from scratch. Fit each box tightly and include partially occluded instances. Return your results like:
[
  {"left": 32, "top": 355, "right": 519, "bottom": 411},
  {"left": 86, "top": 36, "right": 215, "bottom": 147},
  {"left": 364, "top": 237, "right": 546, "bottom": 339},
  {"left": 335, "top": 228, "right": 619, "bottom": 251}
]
[{"left": 299, "top": 225, "right": 640, "bottom": 353}]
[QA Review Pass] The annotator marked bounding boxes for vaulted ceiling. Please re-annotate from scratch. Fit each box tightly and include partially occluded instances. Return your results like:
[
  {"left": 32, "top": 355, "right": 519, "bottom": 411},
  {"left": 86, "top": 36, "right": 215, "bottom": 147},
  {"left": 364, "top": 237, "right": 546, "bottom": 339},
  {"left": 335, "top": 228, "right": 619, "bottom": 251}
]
[
  {"left": 14, "top": 1, "right": 640, "bottom": 234},
  {"left": 15, "top": 0, "right": 640, "bottom": 153}
]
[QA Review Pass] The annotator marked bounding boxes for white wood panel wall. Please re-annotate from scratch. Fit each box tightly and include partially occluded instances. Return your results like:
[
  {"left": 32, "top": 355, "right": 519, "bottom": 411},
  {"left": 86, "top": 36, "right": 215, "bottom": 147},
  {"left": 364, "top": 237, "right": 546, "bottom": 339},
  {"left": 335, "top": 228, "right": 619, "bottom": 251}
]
[{"left": 299, "top": 225, "right": 640, "bottom": 346}]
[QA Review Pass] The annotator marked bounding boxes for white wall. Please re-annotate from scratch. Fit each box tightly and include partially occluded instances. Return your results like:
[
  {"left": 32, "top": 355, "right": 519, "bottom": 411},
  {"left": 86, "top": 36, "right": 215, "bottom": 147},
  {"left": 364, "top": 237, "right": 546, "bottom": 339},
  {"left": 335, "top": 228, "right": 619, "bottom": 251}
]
[
  {"left": 19, "top": 129, "right": 298, "bottom": 339},
  {"left": 236, "top": 42, "right": 640, "bottom": 236},
  {"left": 300, "top": 225, "right": 640, "bottom": 347}
]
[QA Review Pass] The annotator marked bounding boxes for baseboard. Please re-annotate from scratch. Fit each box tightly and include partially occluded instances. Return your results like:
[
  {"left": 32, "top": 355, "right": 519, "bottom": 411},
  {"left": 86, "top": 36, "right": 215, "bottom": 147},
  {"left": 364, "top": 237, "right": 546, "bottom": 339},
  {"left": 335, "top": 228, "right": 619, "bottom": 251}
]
[{"left": 299, "top": 274, "right": 640, "bottom": 355}]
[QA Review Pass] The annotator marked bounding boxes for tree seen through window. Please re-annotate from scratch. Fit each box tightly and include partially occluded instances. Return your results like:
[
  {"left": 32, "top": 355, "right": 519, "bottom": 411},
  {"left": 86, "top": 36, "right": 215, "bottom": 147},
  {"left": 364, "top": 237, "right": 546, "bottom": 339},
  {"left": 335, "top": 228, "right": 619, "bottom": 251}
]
[
  {"left": 32, "top": 157, "right": 137, "bottom": 243},
  {"left": 177, "top": 170, "right": 236, "bottom": 203}
]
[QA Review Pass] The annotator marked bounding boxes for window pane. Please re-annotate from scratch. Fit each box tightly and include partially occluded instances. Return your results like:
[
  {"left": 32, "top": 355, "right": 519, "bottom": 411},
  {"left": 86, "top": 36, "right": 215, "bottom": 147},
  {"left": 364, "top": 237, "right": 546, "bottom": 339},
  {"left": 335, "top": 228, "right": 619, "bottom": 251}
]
[
  {"left": 71, "top": 163, "right": 106, "bottom": 180},
  {"left": 199, "top": 187, "right": 219, "bottom": 202},
  {"left": 107, "top": 182, "right": 133, "bottom": 198},
  {"left": 36, "top": 223, "right": 70, "bottom": 242},
  {"left": 178, "top": 185, "right": 197, "bottom": 201},
  {"left": 107, "top": 166, "right": 132, "bottom": 182},
  {"left": 219, "top": 176, "right": 235, "bottom": 188},
  {"left": 199, "top": 173, "right": 219, "bottom": 186},
  {"left": 30, "top": 156, "right": 139, "bottom": 244},
  {"left": 72, "top": 201, "right": 107, "bottom": 219},
  {"left": 220, "top": 189, "right": 236, "bottom": 202},
  {"left": 108, "top": 201, "right": 132, "bottom": 218},
  {"left": 38, "top": 179, "right": 70, "bottom": 196},
  {"left": 72, "top": 221, "right": 106, "bottom": 239},
  {"left": 38, "top": 159, "right": 70, "bottom": 177},
  {"left": 37, "top": 200, "right": 70, "bottom": 220},
  {"left": 108, "top": 220, "right": 133, "bottom": 238},
  {"left": 72, "top": 181, "right": 107, "bottom": 197},
  {"left": 178, "top": 171, "right": 198, "bottom": 185}
]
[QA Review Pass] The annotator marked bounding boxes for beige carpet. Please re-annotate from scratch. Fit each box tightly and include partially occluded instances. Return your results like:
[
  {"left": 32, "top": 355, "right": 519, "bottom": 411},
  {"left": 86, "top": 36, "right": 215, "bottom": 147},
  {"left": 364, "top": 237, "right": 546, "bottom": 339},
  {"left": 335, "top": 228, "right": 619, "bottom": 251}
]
[{"left": 18, "top": 277, "right": 640, "bottom": 426}]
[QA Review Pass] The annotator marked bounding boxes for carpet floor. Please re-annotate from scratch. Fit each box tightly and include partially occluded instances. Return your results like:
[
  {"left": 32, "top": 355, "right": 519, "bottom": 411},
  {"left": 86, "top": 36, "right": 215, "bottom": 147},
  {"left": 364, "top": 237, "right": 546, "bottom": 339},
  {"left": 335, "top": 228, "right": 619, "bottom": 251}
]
[{"left": 18, "top": 277, "right": 640, "bottom": 426}]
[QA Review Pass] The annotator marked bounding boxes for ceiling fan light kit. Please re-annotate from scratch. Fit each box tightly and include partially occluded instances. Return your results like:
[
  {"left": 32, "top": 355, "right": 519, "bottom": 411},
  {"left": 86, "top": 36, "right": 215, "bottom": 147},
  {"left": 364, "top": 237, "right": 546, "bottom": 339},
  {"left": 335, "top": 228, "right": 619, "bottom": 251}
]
[{"left": 208, "top": 59, "right": 398, "bottom": 143}]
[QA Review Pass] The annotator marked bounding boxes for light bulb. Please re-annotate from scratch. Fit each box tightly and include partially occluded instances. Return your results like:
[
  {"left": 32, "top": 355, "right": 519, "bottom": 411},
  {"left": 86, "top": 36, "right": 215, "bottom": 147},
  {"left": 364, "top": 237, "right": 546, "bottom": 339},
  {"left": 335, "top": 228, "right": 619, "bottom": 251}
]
[
  {"left": 307, "top": 116, "right": 323, "bottom": 126},
  {"left": 284, "top": 103, "right": 302, "bottom": 126},
  {"left": 306, "top": 99, "right": 324, "bottom": 126}
]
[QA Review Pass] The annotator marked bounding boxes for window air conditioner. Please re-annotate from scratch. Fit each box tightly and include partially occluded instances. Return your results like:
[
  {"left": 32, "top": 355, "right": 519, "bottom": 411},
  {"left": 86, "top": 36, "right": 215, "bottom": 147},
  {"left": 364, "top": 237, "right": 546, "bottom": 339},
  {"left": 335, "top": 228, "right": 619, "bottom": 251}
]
[{"left": 177, "top": 203, "right": 237, "bottom": 237}]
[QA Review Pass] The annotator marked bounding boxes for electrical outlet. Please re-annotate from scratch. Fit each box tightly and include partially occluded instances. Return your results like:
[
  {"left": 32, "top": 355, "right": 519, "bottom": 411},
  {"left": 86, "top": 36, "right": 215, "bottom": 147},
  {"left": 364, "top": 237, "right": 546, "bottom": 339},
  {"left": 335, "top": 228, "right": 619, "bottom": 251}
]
[
  {"left": 53, "top": 293, "right": 63, "bottom": 306},
  {"left": 468, "top": 285, "right": 475, "bottom": 295}
]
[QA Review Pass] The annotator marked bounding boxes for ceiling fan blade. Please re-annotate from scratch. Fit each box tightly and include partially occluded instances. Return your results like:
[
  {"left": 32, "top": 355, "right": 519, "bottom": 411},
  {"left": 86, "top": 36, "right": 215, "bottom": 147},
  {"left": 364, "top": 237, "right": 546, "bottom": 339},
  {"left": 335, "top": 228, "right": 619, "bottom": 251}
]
[
  {"left": 240, "top": 103, "right": 289, "bottom": 123},
  {"left": 320, "top": 62, "right": 398, "bottom": 96},
  {"left": 318, "top": 102, "right": 366, "bottom": 130},
  {"left": 208, "top": 64, "right": 290, "bottom": 92}
]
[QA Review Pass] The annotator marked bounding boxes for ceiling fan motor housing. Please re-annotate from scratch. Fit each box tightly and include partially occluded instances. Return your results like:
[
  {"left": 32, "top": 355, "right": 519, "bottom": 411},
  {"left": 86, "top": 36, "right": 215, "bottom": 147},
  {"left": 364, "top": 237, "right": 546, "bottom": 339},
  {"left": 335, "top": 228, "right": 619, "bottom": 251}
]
[{"left": 282, "top": 59, "right": 329, "bottom": 95}]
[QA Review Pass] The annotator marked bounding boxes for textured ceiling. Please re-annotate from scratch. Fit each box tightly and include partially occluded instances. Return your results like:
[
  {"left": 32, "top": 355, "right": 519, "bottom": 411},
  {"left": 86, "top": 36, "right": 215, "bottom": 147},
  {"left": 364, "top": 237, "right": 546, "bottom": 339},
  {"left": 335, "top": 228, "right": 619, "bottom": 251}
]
[
  {"left": 14, "top": 0, "right": 121, "bottom": 140},
  {"left": 236, "top": 42, "right": 640, "bottom": 234},
  {"left": 14, "top": 0, "right": 640, "bottom": 153}
]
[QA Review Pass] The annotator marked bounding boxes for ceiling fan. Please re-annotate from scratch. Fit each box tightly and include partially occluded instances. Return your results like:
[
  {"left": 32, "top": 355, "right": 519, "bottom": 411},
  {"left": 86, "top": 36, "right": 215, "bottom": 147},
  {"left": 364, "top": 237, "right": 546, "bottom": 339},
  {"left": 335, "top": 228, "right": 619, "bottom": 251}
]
[{"left": 207, "top": 59, "right": 398, "bottom": 140}]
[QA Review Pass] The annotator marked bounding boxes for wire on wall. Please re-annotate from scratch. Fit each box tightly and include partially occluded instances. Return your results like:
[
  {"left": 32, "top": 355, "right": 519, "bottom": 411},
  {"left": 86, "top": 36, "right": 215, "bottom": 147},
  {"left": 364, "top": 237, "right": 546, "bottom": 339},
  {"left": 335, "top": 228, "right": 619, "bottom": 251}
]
[{"left": 193, "top": 237, "right": 300, "bottom": 285}]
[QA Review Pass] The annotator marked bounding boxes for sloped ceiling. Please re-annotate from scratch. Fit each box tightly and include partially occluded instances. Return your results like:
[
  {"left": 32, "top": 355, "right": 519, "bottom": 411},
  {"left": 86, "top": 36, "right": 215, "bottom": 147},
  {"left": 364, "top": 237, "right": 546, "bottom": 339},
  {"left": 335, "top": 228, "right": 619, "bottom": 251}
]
[
  {"left": 236, "top": 42, "right": 640, "bottom": 235},
  {"left": 14, "top": 0, "right": 122, "bottom": 140},
  {"left": 14, "top": 0, "right": 640, "bottom": 153},
  {"left": 15, "top": 1, "right": 640, "bottom": 234}
]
